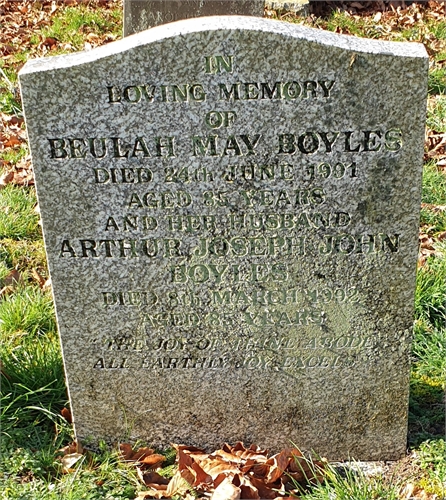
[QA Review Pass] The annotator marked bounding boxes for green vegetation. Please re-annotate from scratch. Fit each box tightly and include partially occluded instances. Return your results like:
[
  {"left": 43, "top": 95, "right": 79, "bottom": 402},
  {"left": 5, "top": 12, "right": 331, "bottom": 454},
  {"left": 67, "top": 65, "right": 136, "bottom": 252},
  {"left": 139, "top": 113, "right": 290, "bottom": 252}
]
[
  {"left": 427, "top": 96, "right": 446, "bottom": 131},
  {"left": 41, "top": 5, "right": 122, "bottom": 51},
  {"left": 298, "top": 463, "right": 400, "bottom": 500},
  {"left": 1, "top": 2, "right": 445, "bottom": 499},
  {"left": 0, "top": 144, "right": 28, "bottom": 166},
  {"left": 420, "top": 162, "right": 446, "bottom": 234},
  {"left": 0, "top": 77, "right": 22, "bottom": 115},
  {"left": 1, "top": 441, "right": 141, "bottom": 500},
  {"left": 429, "top": 67, "right": 446, "bottom": 95},
  {"left": 416, "top": 440, "right": 446, "bottom": 497},
  {"left": 0, "top": 185, "right": 40, "bottom": 240},
  {"left": 0, "top": 238, "right": 48, "bottom": 283},
  {"left": 409, "top": 373, "right": 445, "bottom": 447},
  {"left": 0, "top": 4, "right": 139, "bottom": 496},
  {"left": 415, "top": 248, "right": 446, "bottom": 328}
]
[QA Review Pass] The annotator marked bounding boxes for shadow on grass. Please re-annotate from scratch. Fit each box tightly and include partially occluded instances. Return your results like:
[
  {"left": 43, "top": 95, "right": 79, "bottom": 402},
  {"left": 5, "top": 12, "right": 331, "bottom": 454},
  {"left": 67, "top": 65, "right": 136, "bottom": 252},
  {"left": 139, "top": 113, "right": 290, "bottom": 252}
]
[{"left": 408, "top": 374, "right": 445, "bottom": 447}]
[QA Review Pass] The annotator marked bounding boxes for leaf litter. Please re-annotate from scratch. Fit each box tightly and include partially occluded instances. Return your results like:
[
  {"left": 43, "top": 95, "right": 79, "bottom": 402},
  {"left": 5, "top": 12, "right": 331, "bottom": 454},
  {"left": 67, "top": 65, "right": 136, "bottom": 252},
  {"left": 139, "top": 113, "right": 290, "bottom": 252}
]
[
  {"left": 55, "top": 437, "right": 443, "bottom": 500},
  {"left": 56, "top": 439, "right": 84, "bottom": 473},
  {"left": 120, "top": 441, "right": 325, "bottom": 499},
  {"left": 0, "top": 0, "right": 120, "bottom": 189}
]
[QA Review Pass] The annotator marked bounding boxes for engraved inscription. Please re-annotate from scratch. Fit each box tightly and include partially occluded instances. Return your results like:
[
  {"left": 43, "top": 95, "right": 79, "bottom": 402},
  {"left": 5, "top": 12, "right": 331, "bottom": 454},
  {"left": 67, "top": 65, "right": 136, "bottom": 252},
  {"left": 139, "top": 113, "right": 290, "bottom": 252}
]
[
  {"left": 47, "top": 60, "right": 407, "bottom": 375},
  {"left": 59, "top": 233, "right": 400, "bottom": 259},
  {"left": 46, "top": 129, "right": 402, "bottom": 159},
  {"left": 205, "top": 55, "right": 234, "bottom": 74},
  {"left": 218, "top": 80, "right": 335, "bottom": 100}
]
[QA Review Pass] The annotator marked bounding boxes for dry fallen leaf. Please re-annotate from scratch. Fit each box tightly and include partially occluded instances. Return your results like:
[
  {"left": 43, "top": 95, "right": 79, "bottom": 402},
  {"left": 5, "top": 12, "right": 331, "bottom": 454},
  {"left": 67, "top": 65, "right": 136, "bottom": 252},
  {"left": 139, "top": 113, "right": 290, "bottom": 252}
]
[
  {"left": 373, "top": 11, "right": 382, "bottom": 22},
  {"left": 31, "top": 268, "right": 47, "bottom": 288},
  {"left": 60, "top": 453, "right": 83, "bottom": 473},
  {"left": 56, "top": 439, "right": 84, "bottom": 472},
  {"left": 140, "top": 442, "right": 326, "bottom": 498},
  {"left": 136, "top": 490, "right": 166, "bottom": 500},
  {"left": 2, "top": 269, "right": 23, "bottom": 287},
  {"left": 187, "top": 461, "right": 213, "bottom": 489},
  {"left": 42, "top": 36, "right": 58, "bottom": 48},
  {"left": 61, "top": 407, "right": 72, "bottom": 423},
  {"left": 210, "top": 477, "right": 241, "bottom": 500},
  {"left": 236, "top": 474, "right": 262, "bottom": 499},
  {"left": 248, "top": 476, "right": 279, "bottom": 499},
  {"left": 119, "top": 443, "right": 165, "bottom": 469},
  {"left": 165, "top": 469, "right": 192, "bottom": 498},
  {"left": 0, "top": 285, "right": 15, "bottom": 299},
  {"left": 0, "top": 170, "right": 14, "bottom": 188},
  {"left": 42, "top": 278, "right": 51, "bottom": 289},
  {"left": 266, "top": 448, "right": 301, "bottom": 483},
  {"left": 200, "top": 456, "right": 240, "bottom": 479},
  {"left": 119, "top": 443, "right": 134, "bottom": 461},
  {"left": 137, "top": 469, "right": 170, "bottom": 487},
  {"left": 57, "top": 439, "right": 83, "bottom": 456}
]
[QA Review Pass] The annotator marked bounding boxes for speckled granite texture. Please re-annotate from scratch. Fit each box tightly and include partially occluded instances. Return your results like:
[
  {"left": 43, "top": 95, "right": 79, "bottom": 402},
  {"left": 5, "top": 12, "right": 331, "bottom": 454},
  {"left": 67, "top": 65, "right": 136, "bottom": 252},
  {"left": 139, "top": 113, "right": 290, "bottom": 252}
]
[
  {"left": 267, "top": 0, "right": 309, "bottom": 14},
  {"left": 19, "top": 17, "right": 428, "bottom": 460},
  {"left": 123, "top": 0, "right": 264, "bottom": 35}
]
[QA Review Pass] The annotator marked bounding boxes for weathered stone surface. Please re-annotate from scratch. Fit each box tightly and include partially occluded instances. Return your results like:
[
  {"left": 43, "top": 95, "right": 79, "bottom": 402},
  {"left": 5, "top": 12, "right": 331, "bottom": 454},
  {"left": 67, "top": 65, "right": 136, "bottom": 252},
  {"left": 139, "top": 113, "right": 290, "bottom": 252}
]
[
  {"left": 19, "top": 17, "right": 428, "bottom": 460},
  {"left": 266, "top": 0, "right": 309, "bottom": 15},
  {"left": 123, "top": 0, "right": 264, "bottom": 36}
]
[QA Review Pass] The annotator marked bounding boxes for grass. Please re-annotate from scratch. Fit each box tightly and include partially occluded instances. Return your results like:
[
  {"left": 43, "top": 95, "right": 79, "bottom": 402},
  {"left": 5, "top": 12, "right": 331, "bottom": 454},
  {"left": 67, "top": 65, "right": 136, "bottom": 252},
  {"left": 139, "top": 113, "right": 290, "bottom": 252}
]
[
  {"left": 420, "top": 162, "right": 446, "bottom": 235},
  {"left": 41, "top": 5, "right": 122, "bottom": 51},
  {"left": 427, "top": 95, "right": 446, "bottom": 131},
  {"left": 0, "top": 238, "right": 48, "bottom": 285},
  {"left": 409, "top": 373, "right": 445, "bottom": 446},
  {"left": 0, "top": 184, "right": 40, "bottom": 240},
  {"left": 0, "top": 66, "right": 22, "bottom": 115},
  {"left": 0, "top": 144, "right": 28, "bottom": 166},
  {"left": 415, "top": 247, "right": 446, "bottom": 328},
  {"left": 299, "top": 464, "right": 400, "bottom": 500},
  {"left": 1, "top": 441, "right": 141, "bottom": 500},
  {"left": 1, "top": 1, "right": 446, "bottom": 499},
  {"left": 429, "top": 68, "right": 446, "bottom": 96},
  {"left": 416, "top": 440, "right": 446, "bottom": 497},
  {"left": 413, "top": 322, "right": 446, "bottom": 383},
  {"left": 0, "top": 285, "right": 55, "bottom": 339}
]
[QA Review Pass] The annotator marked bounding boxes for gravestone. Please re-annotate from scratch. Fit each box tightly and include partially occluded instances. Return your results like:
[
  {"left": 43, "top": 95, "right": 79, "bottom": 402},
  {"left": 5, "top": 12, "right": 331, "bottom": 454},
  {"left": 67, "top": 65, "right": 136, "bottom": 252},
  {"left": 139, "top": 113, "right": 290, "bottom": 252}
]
[
  {"left": 267, "top": 0, "right": 309, "bottom": 15},
  {"left": 19, "top": 17, "right": 428, "bottom": 460},
  {"left": 123, "top": 0, "right": 264, "bottom": 36}
]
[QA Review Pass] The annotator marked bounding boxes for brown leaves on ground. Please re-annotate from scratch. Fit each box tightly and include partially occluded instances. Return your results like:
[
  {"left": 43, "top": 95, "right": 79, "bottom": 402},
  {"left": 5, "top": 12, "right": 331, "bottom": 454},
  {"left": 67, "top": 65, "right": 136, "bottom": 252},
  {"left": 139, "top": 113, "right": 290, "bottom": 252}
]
[
  {"left": 0, "top": 157, "right": 34, "bottom": 188},
  {"left": 308, "top": 0, "right": 445, "bottom": 31},
  {"left": 120, "top": 443, "right": 166, "bottom": 469},
  {"left": 0, "top": 0, "right": 119, "bottom": 65},
  {"left": 0, "top": 269, "right": 24, "bottom": 298},
  {"left": 60, "top": 407, "right": 72, "bottom": 423},
  {"left": 419, "top": 221, "right": 446, "bottom": 266},
  {"left": 425, "top": 127, "right": 446, "bottom": 170},
  {"left": 291, "top": 1, "right": 446, "bottom": 61},
  {"left": 0, "top": 0, "right": 120, "bottom": 189},
  {"left": 55, "top": 440, "right": 441, "bottom": 500},
  {"left": 136, "top": 442, "right": 325, "bottom": 500},
  {"left": 399, "top": 483, "right": 442, "bottom": 500},
  {"left": 419, "top": 230, "right": 439, "bottom": 268},
  {"left": 56, "top": 439, "right": 84, "bottom": 473},
  {"left": 0, "top": 113, "right": 33, "bottom": 188}
]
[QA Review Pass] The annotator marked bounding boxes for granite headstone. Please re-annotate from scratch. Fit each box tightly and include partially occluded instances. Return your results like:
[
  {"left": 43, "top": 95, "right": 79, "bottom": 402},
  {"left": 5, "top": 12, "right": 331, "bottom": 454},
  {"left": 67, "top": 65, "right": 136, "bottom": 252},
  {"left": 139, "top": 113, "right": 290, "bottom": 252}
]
[
  {"left": 19, "top": 17, "right": 428, "bottom": 460},
  {"left": 267, "top": 0, "right": 309, "bottom": 15},
  {"left": 123, "top": 0, "right": 264, "bottom": 36}
]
